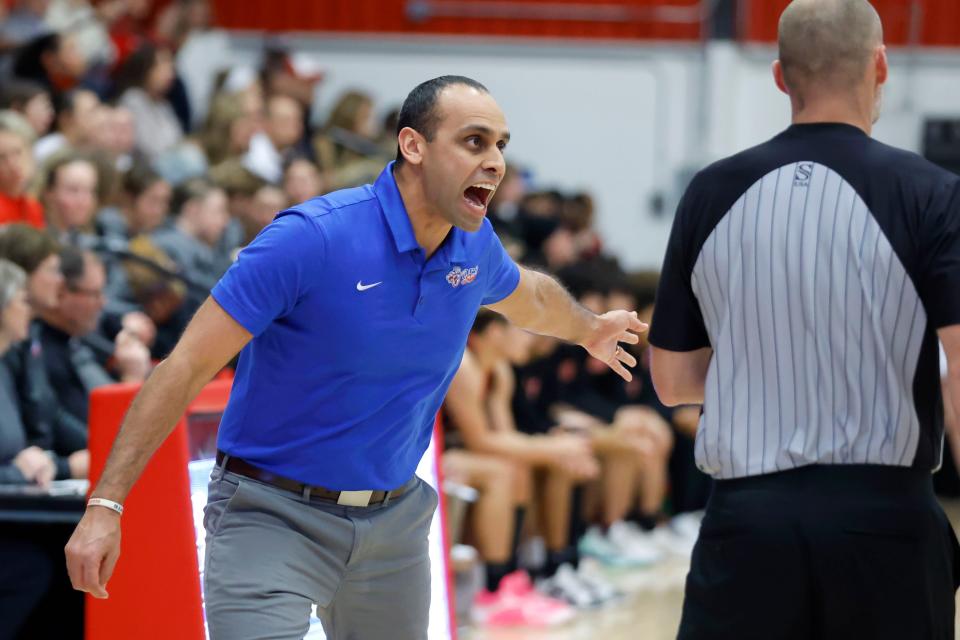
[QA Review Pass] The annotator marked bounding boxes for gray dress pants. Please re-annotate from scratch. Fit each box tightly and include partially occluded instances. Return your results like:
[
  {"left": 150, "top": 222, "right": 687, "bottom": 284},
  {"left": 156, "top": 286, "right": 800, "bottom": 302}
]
[{"left": 202, "top": 464, "right": 438, "bottom": 640}]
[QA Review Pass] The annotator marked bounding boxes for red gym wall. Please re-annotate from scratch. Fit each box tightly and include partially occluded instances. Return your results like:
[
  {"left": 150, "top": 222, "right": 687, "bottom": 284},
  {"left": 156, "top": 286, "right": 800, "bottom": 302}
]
[
  {"left": 209, "top": 0, "right": 960, "bottom": 46},
  {"left": 208, "top": 0, "right": 704, "bottom": 40}
]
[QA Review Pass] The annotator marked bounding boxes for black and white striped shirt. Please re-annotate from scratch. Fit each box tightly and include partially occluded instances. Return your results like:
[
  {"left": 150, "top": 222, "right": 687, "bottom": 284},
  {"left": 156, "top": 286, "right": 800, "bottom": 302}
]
[{"left": 650, "top": 123, "right": 960, "bottom": 479}]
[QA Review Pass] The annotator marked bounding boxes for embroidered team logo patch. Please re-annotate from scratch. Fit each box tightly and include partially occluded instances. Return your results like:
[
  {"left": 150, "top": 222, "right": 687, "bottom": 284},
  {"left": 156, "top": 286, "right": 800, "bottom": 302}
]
[{"left": 446, "top": 265, "right": 479, "bottom": 288}]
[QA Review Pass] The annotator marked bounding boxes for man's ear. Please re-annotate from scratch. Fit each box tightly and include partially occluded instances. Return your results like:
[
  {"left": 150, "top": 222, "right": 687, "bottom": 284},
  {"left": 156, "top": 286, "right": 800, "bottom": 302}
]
[
  {"left": 773, "top": 60, "right": 790, "bottom": 96},
  {"left": 875, "top": 45, "right": 888, "bottom": 86},
  {"left": 397, "top": 127, "right": 425, "bottom": 166}
]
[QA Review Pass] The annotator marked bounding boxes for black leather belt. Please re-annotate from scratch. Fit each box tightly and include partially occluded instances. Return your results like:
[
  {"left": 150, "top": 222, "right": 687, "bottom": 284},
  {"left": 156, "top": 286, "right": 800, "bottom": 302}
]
[{"left": 215, "top": 450, "right": 408, "bottom": 506}]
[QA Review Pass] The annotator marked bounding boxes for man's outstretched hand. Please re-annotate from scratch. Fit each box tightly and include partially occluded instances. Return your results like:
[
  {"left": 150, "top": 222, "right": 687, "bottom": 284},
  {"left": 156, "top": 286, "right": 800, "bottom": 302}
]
[{"left": 580, "top": 310, "right": 648, "bottom": 381}]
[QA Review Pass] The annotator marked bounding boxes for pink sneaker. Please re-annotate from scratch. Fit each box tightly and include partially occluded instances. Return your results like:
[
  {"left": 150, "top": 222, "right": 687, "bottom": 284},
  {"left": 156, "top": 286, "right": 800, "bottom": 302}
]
[{"left": 471, "top": 571, "right": 576, "bottom": 628}]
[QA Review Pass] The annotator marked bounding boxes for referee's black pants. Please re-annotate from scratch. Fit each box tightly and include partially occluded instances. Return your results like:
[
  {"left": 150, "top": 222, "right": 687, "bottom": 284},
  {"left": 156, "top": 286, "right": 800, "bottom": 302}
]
[{"left": 678, "top": 465, "right": 960, "bottom": 640}]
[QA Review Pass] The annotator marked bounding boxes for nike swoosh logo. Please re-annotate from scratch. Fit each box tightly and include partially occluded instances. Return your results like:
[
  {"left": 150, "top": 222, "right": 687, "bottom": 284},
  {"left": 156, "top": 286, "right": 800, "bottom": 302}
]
[{"left": 356, "top": 281, "right": 383, "bottom": 291}]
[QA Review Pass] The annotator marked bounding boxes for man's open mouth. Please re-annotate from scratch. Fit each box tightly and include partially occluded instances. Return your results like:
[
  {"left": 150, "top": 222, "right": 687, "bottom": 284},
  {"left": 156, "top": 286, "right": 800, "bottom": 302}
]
[{"left": 463, "top": 183, "right": 496, "bottom": 210}]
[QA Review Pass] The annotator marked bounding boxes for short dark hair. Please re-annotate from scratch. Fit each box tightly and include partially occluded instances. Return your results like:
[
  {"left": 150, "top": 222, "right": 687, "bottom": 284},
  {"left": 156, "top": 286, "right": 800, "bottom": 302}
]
[
  {"left": 123, "top": 161, "right": 164, "bottom": 198},
  {"left": 0, "top": 223, "right": 60, "bottom": 274},
  {"left": 60, "top": 247, "right": 103, "bottom": 289},
  {"left": 172, "top": 177, "right": 216, "bottom": 214},
  {"left": 471, "top": 309, "right": 507, "bottom": 335},
  {"left": 395, "top": 76, "right": 488, "bottom": 165},
  {"left": 59, "top": 245, "right": 87, "bottom": 287}
]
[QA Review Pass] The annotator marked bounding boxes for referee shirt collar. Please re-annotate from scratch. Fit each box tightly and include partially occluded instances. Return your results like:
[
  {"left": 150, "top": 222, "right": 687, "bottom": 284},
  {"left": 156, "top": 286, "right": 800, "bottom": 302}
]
[
  {"left": 374, "top": 161, "right": 468, "bottom": 264},
  {"left": 780, "top": 122, "right": 868, "bottom": 138}
]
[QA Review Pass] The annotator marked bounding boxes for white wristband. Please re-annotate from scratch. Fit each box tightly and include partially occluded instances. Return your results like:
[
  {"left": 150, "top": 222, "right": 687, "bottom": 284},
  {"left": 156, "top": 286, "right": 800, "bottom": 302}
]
[{"left": 87, "top": 498, "right": 124, "bottom": 516}]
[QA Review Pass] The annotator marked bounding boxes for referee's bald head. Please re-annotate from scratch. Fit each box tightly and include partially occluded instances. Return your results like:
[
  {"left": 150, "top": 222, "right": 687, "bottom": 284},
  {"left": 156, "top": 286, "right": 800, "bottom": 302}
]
[{"left": 777, "top": 0, "right": 883, "bottom": 95}]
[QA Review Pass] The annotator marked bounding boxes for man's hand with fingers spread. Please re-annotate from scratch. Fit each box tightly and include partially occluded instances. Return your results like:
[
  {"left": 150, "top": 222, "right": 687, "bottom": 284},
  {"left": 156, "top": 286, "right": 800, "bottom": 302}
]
[
  {"left": 65, "top": 505, "right": 122, "bottom": 599},
  {"left": 580, "top": 310, "right": 648, "bottom": 382}
]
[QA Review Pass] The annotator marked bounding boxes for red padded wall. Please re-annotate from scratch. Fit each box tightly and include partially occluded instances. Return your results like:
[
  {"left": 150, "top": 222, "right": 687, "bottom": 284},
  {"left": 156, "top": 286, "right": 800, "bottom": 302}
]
[{"left": 210, "top": 0, "right": 704, "bottom": 41}]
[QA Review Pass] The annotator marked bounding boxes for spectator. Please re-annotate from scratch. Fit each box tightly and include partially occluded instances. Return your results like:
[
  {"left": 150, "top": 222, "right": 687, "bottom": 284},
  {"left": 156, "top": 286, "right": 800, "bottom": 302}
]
[
  {"left": 0, "top": 111, "right": 44, "bottom": 229},
  {"left": 0, "top": 223, "right": 62, "bottom": 314},
  {"left": 313, "top": 89, "right": 388, "bottom": 190},
  {"left": 265, "top": 94, "right": 305, "bottom": 155},
  {"left": 114, "top": 43, "right": 184, "bottom": 158},
  {"left": 282, "top": 156, "right": 323, "bottom": 205},
  {"left": 0, "top": 257, "right": 55, "bottom": 640},
  {"left": 125, "top": 164, "right": 171, "bottom": 236},
  {"left": 0, "top": 0, "right": 52, "bottom": 48},
  {"left": 42, "top": 151, "right": 98, "bottom": 239},
  {"left": 208, "top": 158, "right": 264, "bottom": 254},
  {"left": 152, "top": 177, "right": 231, "bottom": 290},
  {"left": 201, "top": 91, "right": 262, "bottom": 166},
  {"left": 12, "top": 31, "right": 88, "bottom": 99},
  {"left": 111, "top": 4, "right": 199, "bottom": 135},
  {"left": 34, "top": 87, "right": 100, "bottom": 163},
  {"left": 88, "top": 105, "right": 138, "bottom": 172},
  {"left": 121, "top": 235, "right": 190, "bottom": 357},
  {"left": 36, "top": 247, "right": 151, "bottom": 427},
  {"left": 0, "top": 79, "right": 55, "bottom": 138},
  {"left": 99, "top": 162, "right": 171, "bottom": 240},
  {"left": 242, "top": 93, "right": 304, "bottom": 184},
  {"left": 234, "top": 183, "right": 286, "bottom": 247},
  {"left": 0, "top": 259, "right": 52, "bottom": 485},
  {"left": 0, "top": 224, "right": 87, "bottom": 480}
]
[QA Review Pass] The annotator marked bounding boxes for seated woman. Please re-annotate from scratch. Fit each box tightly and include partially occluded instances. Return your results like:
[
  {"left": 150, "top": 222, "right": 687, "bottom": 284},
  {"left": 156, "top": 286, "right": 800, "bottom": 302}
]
[
  {"left": 0, "top": 258, "right": 52, "bottom": 485},
  {"left": 114, "top": 44, "right": 184, "bottom": 159}
]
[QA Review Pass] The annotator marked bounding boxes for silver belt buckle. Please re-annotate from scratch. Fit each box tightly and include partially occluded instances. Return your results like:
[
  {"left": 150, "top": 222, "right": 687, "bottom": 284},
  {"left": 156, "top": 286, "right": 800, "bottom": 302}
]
[{"left": 337, "top": 490, "right": 373, "bottom": 507}]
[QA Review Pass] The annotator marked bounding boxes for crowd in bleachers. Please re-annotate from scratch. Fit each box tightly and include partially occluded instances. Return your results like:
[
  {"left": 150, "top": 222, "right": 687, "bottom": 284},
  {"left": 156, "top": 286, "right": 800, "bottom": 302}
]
[{"left": 0, "top": 0, "right": 712, "bottom": 634}]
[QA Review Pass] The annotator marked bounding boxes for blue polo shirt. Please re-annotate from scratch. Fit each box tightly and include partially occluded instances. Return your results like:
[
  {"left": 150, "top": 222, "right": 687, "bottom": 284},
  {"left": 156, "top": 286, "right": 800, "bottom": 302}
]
[{"left": 211, "top": 163, "right": 520, "bottom": 489}]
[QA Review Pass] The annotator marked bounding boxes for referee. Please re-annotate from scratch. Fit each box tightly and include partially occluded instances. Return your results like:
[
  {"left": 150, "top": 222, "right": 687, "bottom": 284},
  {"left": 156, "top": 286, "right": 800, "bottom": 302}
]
[
  {"left": 64, "top": 76, "right": 645, "bottom": 640},
  {"left": 650, "top": 1, "right": 960, "bottom": 639}
]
